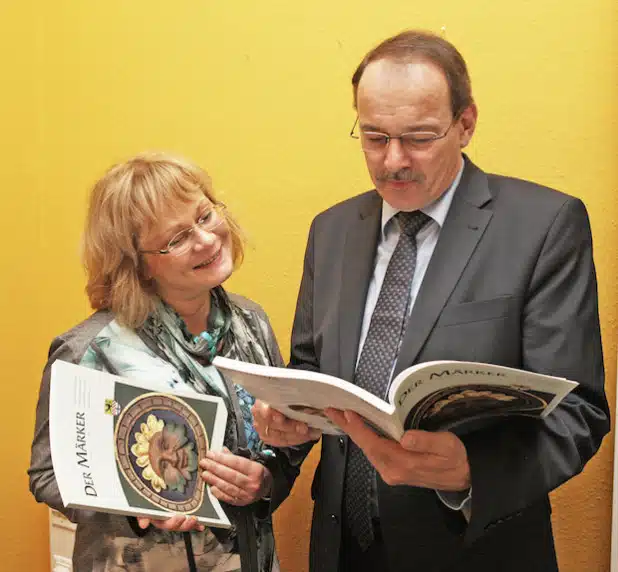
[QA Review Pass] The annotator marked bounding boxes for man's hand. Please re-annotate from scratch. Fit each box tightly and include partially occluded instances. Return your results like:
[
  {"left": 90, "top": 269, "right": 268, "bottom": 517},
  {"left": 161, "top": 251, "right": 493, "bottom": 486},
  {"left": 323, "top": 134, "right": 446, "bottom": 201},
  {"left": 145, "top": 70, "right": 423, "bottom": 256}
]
[
  {"left": 325, "top": 409, "right": 470, "bottom": 491},
  {"left": 200, "top": 447, "right": 272, "bottom": 506},
  {"left": 252, "top": 400, "right": 321, "bottom": 446}
]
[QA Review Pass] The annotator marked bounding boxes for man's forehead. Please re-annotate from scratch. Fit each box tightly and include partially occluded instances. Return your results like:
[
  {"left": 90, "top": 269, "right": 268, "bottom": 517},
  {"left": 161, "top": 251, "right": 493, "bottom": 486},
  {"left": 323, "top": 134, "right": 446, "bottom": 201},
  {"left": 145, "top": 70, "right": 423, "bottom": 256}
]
[
  {"left": 358, "top": 58, "right": 449, "bottom": 99},
  {"left": 356, "top": 59, "right": 451, "bottom": 123}
]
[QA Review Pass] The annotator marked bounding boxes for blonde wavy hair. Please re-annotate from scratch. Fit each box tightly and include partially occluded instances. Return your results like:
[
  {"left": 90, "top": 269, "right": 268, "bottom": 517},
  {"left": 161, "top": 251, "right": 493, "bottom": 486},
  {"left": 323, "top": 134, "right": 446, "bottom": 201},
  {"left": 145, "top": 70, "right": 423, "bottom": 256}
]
[{"left": 83, "top": 152, "right": 244, "bottom": 329}]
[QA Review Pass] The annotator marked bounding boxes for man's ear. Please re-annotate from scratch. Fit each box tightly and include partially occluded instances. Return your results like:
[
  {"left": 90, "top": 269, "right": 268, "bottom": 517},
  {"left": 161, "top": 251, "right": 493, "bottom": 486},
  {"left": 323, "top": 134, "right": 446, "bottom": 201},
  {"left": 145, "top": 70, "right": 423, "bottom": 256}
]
[{"left": 458, "top": 103, "right": 478, "bottom": 149}]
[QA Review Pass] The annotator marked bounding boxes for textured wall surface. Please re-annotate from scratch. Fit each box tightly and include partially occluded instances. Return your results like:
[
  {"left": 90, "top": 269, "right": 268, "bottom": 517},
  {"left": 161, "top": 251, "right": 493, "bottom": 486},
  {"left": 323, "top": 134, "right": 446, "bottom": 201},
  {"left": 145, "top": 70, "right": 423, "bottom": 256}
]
[{"left": 1, "top": 1, "right": 616, "bottom": 571}]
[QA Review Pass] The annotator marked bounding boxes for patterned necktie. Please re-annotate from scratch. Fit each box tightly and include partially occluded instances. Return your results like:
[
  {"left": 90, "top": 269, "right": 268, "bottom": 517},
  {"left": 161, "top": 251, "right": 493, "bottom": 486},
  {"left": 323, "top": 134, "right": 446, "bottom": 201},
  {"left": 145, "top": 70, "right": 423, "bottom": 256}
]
[{"left": 345, "top": 210, "right": 430, "bottom": 550}]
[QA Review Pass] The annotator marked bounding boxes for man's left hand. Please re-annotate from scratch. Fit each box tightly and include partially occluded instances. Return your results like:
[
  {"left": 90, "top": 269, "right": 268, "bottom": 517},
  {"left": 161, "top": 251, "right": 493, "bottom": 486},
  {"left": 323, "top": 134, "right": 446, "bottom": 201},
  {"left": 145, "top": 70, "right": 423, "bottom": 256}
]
[{"left": 325, "top": 409, "right": 470, "bottom": 491}]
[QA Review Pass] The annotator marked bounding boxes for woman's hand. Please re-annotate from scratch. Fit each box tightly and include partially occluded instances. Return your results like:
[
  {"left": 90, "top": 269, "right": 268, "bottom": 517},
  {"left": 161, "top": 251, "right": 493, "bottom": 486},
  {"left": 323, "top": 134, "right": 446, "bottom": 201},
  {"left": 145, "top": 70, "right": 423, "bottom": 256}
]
[
  {"left": 137, "top": 514, "right": 205, "bottom": 532},
  {"left": 200, "top": 447, "right": 272, "bottom": 506},
  {"left": 252, "top": 399, "right": 321, "bottom": 446}
]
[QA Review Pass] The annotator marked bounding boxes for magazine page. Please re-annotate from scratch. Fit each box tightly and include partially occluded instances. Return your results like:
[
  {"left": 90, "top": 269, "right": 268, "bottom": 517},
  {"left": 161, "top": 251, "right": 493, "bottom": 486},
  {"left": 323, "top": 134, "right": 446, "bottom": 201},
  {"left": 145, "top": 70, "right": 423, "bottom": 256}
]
[
  {"left": 388, "top": 361, "right": 578, "bottom": 433},
  {"left": 49, "top": 360, "right": 231, "bottom": 528},
  {"left": 213, "top": 357, "right": 402, "bottom": 439}
]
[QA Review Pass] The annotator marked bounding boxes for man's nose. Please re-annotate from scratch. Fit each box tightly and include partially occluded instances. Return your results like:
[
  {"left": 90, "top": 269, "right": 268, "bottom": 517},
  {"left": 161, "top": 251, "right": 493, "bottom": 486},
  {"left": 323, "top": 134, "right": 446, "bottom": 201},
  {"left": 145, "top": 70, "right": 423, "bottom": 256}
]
[{"left": 383, "top": 138, "right": 410, "bottom": 172}]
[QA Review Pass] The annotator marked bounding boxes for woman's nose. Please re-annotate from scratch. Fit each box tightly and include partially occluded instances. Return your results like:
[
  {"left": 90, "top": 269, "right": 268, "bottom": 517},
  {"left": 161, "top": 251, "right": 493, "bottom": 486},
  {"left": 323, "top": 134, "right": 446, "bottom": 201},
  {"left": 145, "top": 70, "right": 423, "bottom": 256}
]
[{"left": 191, "top": 226, "right": 217, "bottom": 248}]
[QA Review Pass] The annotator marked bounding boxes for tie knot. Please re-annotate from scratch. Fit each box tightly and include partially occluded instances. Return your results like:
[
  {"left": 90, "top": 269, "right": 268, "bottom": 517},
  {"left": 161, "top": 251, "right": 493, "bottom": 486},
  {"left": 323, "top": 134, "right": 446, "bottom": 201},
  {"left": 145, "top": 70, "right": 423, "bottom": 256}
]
[{"left": 395, "top": 210, "right": 430, "bottom": 237}]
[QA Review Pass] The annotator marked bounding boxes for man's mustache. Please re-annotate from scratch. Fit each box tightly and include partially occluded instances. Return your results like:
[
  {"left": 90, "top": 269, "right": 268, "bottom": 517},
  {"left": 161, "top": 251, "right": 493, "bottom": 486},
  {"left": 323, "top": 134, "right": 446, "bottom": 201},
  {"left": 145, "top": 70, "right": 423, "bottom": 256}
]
[{"left": 376, "top": 169, "right": 425, "bottom": 183}]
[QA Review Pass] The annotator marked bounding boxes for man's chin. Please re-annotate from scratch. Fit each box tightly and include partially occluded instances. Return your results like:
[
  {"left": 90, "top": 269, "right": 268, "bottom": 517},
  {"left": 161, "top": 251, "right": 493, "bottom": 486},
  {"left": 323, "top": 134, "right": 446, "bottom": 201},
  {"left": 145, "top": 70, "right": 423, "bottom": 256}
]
[{"left": 377, "top": 186, "right": 429, "bottom": 211}]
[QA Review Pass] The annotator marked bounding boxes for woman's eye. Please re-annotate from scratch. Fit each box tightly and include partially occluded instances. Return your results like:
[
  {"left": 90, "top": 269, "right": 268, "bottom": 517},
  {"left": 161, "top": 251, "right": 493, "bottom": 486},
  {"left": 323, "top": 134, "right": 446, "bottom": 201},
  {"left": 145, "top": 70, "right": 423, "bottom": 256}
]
[
  {"left": 168, "top": 231, "right": 189, "bottom": 248},
  {"left": 198, "top": 211, "right": 213, "bottom": 225}
]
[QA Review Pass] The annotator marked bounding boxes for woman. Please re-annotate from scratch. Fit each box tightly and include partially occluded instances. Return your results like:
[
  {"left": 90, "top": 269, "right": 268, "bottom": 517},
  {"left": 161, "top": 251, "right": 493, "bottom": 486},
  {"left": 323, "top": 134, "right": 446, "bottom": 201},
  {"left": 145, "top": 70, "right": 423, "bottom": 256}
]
[{"left": 28, "top": 152, "right": 301, "bottom": 572}]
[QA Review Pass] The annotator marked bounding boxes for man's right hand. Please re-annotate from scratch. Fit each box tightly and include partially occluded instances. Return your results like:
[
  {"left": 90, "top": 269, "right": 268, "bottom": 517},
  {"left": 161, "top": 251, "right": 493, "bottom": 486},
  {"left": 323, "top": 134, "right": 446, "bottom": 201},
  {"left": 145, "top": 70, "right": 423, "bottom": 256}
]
[{"left": 252, "top": 400, "right": 322, "bottom": 446}]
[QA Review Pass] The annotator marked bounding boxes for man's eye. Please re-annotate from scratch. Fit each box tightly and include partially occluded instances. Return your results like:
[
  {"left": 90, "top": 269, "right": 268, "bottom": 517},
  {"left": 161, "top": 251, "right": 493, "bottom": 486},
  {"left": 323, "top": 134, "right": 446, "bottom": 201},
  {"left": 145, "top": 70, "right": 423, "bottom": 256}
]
[
  {"left": 364, "top": 133, "right": 388, "bottom": 143},
  {"left": 404, "top": 133, "right": 437, "bottom": 144}
]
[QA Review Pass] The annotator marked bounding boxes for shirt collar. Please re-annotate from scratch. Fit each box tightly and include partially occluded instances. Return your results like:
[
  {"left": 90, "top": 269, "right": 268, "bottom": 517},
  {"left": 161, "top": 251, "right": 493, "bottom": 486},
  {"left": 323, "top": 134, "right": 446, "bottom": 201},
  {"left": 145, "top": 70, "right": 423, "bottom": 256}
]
[{"left": 381, "top": 161, "right": 464, "bottom": 236}]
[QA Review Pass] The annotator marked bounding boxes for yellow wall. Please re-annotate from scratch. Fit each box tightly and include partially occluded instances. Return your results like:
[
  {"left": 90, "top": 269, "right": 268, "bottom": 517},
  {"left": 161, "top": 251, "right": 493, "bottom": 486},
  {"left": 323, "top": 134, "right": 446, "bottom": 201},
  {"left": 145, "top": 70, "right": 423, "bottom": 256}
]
[{"left": 2, "top": 1, "right": 616, "bottom": 570}]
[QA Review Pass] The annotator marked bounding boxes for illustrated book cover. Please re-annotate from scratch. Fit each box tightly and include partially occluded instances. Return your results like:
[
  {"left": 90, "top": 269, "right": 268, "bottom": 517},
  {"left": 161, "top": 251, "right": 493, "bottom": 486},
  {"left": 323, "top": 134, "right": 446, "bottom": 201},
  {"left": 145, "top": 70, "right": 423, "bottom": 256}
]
[
  {"left": 49, "top": 359, "right": 231, "bottom": 528},
  {"left": 213, "top": 357, "right": 578, "bottom": 440}
]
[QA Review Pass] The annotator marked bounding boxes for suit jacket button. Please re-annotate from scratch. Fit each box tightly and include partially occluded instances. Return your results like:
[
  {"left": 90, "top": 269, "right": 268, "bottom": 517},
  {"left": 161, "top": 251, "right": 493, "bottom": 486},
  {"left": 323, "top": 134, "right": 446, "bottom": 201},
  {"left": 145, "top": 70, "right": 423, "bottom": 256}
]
[
  {"left": 338, "top": 437, "right": 345, "bottom": 451},
  {"left": 330, "top": 514, "right": 339, "bottom": 524}
]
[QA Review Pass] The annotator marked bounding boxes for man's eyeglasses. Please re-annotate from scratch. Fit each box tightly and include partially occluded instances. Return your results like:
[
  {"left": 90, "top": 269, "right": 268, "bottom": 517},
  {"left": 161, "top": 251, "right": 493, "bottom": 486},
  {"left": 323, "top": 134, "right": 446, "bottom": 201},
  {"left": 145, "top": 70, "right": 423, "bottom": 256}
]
[
  {"left": 349, "top": 116, "right": 456, "bottom": 154},
  {"left": 139, "top": 203, "right": 227, "bottom": 256}
]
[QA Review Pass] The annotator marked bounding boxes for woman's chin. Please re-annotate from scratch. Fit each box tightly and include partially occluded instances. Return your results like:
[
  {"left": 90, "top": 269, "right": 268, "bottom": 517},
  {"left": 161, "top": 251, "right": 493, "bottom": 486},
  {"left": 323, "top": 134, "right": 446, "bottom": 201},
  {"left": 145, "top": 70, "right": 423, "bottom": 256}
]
[{"left": 205, "top": 264, "right": 234, "bottom": 289}]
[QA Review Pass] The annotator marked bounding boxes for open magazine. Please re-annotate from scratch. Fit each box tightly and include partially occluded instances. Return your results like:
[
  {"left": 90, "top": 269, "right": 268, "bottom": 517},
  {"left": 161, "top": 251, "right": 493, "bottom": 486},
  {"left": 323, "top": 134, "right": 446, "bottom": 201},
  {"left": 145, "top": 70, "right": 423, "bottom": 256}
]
[
  {"left": 49, "top": 360, "right": 231, "bottom": 528},
  {"left": 213, "top": 357, "right": 578, "bottom": 440}
]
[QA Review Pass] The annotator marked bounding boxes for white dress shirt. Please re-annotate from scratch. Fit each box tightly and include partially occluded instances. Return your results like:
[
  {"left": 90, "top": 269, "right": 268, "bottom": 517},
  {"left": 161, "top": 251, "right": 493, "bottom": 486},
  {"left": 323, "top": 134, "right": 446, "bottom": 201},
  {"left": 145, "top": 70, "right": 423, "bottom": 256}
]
[{"left": 355, "top": 163, "right": 472, "bottom": 517}]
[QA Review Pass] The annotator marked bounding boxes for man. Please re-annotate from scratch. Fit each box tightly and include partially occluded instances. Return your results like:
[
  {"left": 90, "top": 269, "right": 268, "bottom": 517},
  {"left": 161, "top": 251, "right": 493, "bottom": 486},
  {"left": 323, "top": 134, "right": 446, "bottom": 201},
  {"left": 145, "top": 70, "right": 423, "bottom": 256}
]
[{"left": 253, "top": 30, "right": 610, "bottom": 571}]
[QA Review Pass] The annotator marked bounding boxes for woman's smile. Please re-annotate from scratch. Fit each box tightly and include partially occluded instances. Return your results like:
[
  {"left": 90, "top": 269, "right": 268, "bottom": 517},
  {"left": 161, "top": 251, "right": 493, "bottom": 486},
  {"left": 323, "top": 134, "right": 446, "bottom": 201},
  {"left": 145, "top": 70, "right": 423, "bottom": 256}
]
[{"left": 193, "top": 247, "right": 222, "bottom": 270}]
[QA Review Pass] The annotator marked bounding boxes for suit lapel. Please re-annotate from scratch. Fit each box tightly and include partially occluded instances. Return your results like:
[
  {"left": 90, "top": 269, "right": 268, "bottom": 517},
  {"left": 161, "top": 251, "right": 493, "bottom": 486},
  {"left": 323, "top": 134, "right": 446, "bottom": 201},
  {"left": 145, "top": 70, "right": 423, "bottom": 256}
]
[
  {"left": 338, "top": 193, "right": 382, "bottom": 382},
  {"left": 393, "top": 159, "right": 494, "bottom": 377}
]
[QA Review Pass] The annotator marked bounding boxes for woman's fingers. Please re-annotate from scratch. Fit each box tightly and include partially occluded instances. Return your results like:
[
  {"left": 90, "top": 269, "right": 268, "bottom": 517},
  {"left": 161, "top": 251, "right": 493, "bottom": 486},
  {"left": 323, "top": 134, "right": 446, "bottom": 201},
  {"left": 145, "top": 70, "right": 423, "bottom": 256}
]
[
  {"left": 252, "top": 400, "right": 321, "bottom": 446},
  {"left": 200, "top": 451, "right": 271, "bottom": 505},
  {"left": 140, "top": 514, "right": 204, "bottom": 532}
]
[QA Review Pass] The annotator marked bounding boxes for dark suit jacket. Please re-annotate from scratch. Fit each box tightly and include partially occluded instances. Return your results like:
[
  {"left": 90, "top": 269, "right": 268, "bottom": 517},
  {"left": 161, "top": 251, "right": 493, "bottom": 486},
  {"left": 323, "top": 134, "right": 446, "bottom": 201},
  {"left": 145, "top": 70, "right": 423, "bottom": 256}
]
[{"left": 289, "top": 157, "right": 610, "bottom": 572}]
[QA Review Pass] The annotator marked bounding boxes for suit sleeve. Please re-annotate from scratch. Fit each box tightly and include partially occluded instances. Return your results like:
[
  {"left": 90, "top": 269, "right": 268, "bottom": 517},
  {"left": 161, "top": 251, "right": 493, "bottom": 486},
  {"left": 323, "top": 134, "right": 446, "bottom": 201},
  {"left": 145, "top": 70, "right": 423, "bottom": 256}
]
[
  {"left": 278, "top": 220, "right": 320, "bottom": 463},
  {"left": 290, "top": 219, "right": 321, "bottom": 373},
  {"left": 463, "top": 197, "right": 610, "bottom": 543}
]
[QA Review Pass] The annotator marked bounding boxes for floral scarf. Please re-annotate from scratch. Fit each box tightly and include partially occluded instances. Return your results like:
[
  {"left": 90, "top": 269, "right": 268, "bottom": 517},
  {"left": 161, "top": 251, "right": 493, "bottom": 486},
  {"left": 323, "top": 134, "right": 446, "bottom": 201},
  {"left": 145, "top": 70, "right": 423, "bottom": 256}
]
[{"left": 139, "top": 286, "right": 270, "bottom": 452}]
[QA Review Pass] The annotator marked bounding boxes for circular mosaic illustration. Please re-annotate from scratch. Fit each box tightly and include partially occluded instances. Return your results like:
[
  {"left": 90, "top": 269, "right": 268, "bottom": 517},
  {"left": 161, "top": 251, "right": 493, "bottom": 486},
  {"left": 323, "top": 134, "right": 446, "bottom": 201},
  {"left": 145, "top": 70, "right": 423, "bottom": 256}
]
[{"left": 114, "top": 393, "right": 208, "bottom": 513}]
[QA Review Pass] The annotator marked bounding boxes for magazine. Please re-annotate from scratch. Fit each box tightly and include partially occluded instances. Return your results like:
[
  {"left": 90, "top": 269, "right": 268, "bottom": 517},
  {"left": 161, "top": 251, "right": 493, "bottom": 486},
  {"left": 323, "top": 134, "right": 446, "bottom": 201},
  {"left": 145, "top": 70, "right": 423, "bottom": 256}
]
[
  {"left": 212, "top": 357, "right": 578, "bottom": 440},
  {"left": 49, "top": 360, "right": 231, "bottom": 528}
]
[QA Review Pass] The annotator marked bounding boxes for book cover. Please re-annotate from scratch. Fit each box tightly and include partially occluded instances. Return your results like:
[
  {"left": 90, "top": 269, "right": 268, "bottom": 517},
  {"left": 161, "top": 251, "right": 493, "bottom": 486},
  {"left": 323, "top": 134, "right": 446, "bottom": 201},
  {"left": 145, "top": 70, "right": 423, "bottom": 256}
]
[{"left": 50, "top": 360, "right": 231, "bottom": 528}]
